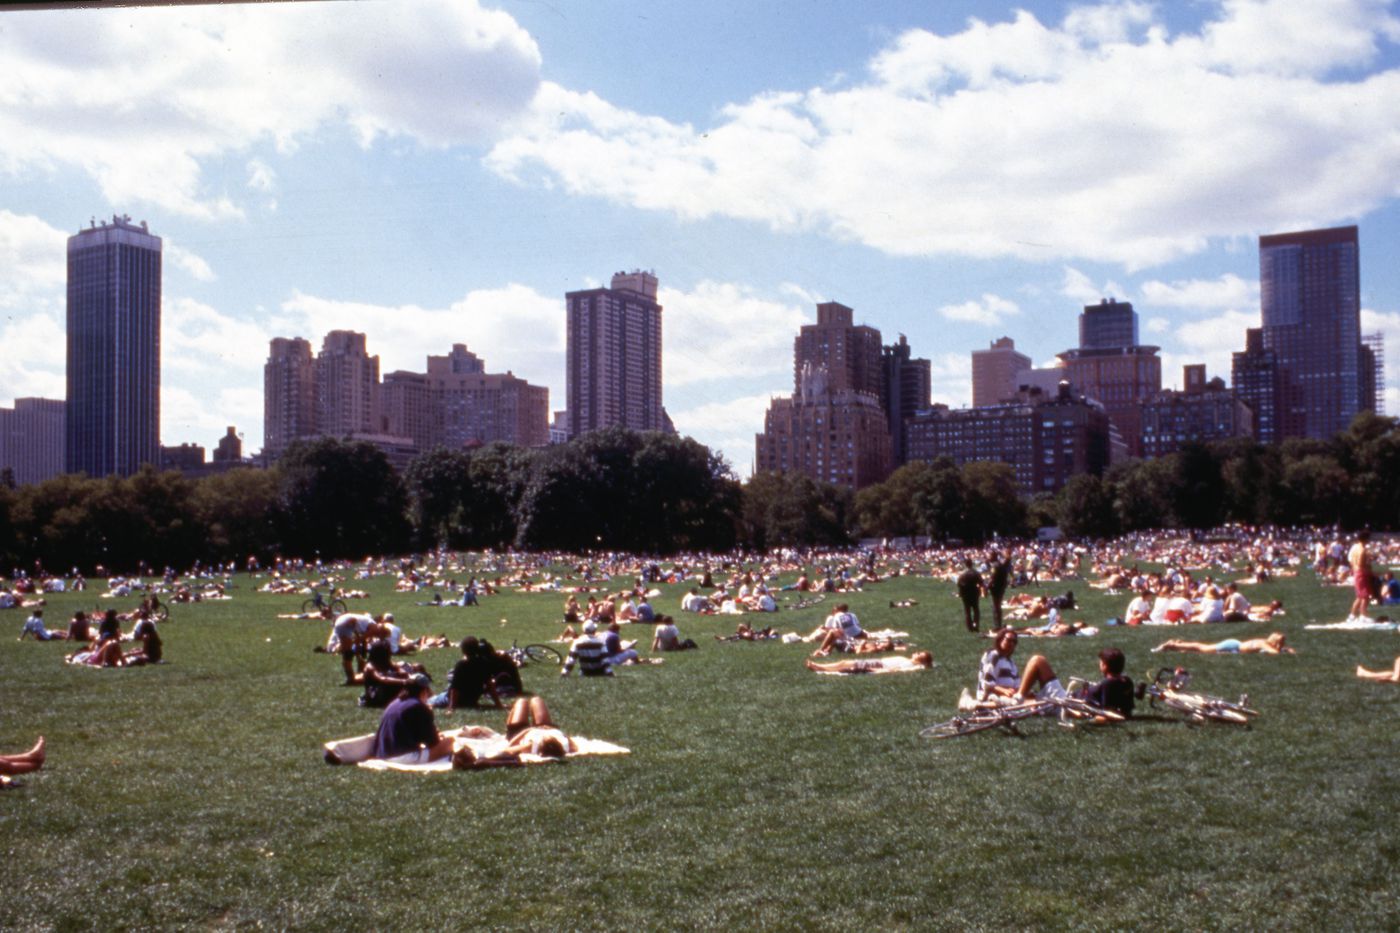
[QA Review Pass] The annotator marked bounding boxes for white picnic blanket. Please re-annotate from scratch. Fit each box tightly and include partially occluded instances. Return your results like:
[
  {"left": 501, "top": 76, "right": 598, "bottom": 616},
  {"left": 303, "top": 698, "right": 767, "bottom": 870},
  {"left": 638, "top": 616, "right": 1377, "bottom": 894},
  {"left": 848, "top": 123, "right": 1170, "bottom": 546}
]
[
  {"left": 1304, "top": 618, "right": 1398, "bottom": 632},
  {"left": 324, "top": 727, "right": 629, "bottom": 773}
]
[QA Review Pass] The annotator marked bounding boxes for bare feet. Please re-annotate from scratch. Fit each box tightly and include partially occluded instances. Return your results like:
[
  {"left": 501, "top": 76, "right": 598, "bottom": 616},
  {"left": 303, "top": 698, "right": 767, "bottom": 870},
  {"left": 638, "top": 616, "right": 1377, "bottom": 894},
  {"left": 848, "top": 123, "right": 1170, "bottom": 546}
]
[{"left": 0, "top": 736, "right": 45, "bottom": 775}]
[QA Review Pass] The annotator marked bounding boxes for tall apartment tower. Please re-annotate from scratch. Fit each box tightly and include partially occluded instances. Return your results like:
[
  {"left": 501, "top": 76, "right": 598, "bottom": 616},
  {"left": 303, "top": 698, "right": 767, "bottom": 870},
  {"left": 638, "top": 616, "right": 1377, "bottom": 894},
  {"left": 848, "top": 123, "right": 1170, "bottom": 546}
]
[
  {"left": 264, "top": 337, "right": 316, "bottom": 458},
  {"left": 1057, "top": 299, "right": 1160, "bottom": 458},
  {"left": 1258, "top": 225, "right": 1366, "bottom": 440},
  {"left": 1231, "top": 328, "right": 1289, "bottom": 445},
  {"left": 566, "top": 270, "right": 664, "bottom": 438},
  {"left": 755, "top": 301, "right": 893, "bottom": 490},
  {"left": 65, "top": 215, "right": 162, "bottom": 477},
  {"left": 881, "top": 335, "right": 931, "bottom": 465},
  {"left": 315, "top": 331, "right": 379, "bottom": 438},
  {"left": 794, "top": 301, "right": 883, "bottom": 397},
  {"left": 972, "top": 337, "right": 1032, "bottom": 407},
  {"left": 0, "top": 398, "right": 66, "bottom": 486}
]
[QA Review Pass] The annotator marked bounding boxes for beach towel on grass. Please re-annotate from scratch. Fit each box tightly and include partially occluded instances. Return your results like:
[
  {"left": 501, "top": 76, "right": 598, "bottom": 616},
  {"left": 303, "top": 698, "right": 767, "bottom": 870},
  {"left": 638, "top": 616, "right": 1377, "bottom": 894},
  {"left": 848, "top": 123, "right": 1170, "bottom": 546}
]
[
  {"left": 324, "top": 727, "right": 629, "bottom": 773},
  {"left": 1304, "top": 618, "right": 1398, "bottom": 632}
]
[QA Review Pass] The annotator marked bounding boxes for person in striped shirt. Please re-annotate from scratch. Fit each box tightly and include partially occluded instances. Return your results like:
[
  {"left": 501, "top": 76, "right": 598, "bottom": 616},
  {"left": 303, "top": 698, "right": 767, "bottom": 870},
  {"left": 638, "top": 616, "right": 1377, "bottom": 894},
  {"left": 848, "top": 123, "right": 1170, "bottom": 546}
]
[{"left": 560, "top": 620, "right": 613, "bottom": 677}]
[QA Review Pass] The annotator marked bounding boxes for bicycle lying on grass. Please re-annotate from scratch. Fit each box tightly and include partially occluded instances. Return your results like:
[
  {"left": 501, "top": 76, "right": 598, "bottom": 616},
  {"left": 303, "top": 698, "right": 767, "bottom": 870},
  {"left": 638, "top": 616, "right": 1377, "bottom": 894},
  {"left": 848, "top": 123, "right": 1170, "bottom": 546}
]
[
  {"left": 920, "top": 691, "right": 1124, "bottom": 739},
  {"left": 502, "top": 640, "right": 563, "bottom": 668},
  {"left": 1138, "top": 667, "right": 1259, "bottom": 725}
]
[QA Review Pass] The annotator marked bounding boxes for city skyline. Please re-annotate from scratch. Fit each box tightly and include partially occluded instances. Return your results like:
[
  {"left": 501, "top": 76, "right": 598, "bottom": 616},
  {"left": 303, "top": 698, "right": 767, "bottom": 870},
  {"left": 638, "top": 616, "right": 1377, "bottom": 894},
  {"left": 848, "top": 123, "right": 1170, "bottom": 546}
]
[{"left": 3, "top": 1, "right": 1400, "bottom": 474}]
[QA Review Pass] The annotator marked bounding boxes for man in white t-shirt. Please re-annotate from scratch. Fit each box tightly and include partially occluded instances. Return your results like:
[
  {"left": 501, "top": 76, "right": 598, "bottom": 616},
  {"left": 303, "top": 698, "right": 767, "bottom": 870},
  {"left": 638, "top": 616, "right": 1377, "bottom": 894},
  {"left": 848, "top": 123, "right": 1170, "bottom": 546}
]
[{"left": 1125, "top": 591, "right": 1153, "bottom": 626}]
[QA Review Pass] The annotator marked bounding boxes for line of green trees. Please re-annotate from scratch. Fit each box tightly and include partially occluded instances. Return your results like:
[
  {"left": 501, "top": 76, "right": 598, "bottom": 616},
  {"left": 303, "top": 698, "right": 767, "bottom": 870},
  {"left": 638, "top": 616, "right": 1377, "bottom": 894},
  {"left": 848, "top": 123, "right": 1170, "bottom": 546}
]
[{"left": 2, "top": 414, "right": 1397, "bottom": 573}]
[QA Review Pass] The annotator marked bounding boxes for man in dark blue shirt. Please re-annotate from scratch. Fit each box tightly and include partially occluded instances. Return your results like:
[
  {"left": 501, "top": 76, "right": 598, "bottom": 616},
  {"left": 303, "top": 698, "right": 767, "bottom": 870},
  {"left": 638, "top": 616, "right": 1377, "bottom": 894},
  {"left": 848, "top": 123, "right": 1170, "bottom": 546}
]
[{"left": 372, "top": 674, "right": 453, "bottom": 762}]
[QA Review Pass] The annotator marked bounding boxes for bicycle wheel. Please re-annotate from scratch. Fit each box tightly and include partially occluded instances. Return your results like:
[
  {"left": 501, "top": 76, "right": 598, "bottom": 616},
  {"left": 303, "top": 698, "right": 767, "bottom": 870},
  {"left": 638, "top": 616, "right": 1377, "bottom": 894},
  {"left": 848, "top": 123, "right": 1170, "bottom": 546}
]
[
  {"left": 919, "top": 714, "right": 1007, "bottom": 739},
  {"left": 153, "top": 603, "right": 169, "bottom": 622},
  {"left": 524, "top": 644, "right": 563, "bottom": 665},
  {"left": 328, "top": 599, "right": 348, "bottom": 615},
  {"left": 301, "top": 598, "right": 319, "bottom": 614}
]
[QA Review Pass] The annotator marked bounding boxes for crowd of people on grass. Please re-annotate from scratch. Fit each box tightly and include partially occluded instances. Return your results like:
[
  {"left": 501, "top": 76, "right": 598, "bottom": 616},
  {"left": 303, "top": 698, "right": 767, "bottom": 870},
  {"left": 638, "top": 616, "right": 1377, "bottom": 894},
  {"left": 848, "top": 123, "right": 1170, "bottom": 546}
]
[{"left": 9, "top": 523, "right": 1400, "bottom": 775}]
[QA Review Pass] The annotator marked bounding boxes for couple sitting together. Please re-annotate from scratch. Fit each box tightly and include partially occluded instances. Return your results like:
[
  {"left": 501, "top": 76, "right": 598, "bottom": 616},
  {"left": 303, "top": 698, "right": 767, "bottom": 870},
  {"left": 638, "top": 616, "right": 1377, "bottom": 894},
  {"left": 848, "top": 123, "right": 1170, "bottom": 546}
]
[{"left": 967, "top": 628, "right": 1135, "bottom": 718}]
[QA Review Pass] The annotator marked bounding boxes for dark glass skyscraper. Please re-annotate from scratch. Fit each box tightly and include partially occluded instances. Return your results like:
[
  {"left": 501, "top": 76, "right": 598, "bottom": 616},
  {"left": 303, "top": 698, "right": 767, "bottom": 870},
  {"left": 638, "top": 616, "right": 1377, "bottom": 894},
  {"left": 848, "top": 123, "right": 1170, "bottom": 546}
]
[
  {"left": 65, "top": 215, "right": 162, "bottom": 477},
  {"left": 1258, "top": 225, "right": 1364, "bottom": 440}
]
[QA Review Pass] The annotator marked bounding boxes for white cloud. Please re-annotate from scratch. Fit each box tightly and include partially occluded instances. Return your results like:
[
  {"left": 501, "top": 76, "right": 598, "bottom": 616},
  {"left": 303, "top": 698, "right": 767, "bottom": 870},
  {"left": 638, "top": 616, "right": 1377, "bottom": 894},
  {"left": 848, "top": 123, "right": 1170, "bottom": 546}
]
[
  {"left": 165, "top": 241, "right": 216, "bottom": 283},
  {"left": 1146, "top": 317, "right": 1171, "bottom": 335},
  {"left": 1166, "top": 309, "right": 1259, "bottom": 387},
  {"left": 668, "top": 392, "right": 778, "bottom": 477},
  {"left": 163, "top": 298, "right": 271, "bottom": 375},
  {"left": 928, "top": 352, "right": 972, "bottom": 407},
  {"left": 662, "top": 282, "right": 807, "bottom": 387},
  {"left": 0, "top": 211, "right": 68, "bottom": 308},
  {"left": 162, "top": 384, "right": 263, "bottom": 452},
  {"left": 1059, "top": 267, "right": 1127, "bottom": 305},
  {"left": 938, "top": 293, "right": 1019, "bottom": 326},
  {"left": 0, "top": 0, "right": 542, "bottom": 218},
  {"left": 488, "top": 0, "right": 1400, "bottom": 268},
  {"left": 247, "top": 159, "right": 276, "bottom": 193},
  {"left": 0, "top": 312, "right": 65, "bottom": 406},
  {"left": 1139, "top": 273, "right": 1259, "bottom": 311}
]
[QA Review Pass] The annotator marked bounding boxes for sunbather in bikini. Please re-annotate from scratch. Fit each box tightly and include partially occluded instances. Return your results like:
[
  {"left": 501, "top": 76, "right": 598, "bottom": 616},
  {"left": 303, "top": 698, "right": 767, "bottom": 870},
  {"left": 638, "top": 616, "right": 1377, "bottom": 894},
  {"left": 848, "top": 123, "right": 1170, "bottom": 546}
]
[{"left": 1152, "top": 632, "right": 1294, "bottom": 655}]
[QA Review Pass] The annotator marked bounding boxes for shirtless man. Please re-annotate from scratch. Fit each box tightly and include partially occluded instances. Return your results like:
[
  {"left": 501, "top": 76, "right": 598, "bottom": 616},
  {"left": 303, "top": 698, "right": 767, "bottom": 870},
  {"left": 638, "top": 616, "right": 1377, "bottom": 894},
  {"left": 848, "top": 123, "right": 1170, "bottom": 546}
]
[{"left": 1348, "top": 532, "right": 1374, "bottom": 623}]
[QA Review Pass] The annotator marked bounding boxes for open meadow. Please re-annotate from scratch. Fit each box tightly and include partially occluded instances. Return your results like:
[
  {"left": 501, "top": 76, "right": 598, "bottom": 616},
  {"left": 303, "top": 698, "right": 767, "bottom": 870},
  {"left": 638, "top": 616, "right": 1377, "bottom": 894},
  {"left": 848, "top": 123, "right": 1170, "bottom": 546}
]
[{"left": 2, "top": 557, "right": 1399, "bottom": 930}]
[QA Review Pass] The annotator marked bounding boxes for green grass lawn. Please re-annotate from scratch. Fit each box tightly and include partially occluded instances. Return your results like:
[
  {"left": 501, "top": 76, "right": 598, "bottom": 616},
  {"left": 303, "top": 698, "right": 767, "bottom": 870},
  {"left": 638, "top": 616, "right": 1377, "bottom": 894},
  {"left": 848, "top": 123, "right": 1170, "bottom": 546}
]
[{"left": 2, "top": 561, "right": 1398, "bottom": 930}]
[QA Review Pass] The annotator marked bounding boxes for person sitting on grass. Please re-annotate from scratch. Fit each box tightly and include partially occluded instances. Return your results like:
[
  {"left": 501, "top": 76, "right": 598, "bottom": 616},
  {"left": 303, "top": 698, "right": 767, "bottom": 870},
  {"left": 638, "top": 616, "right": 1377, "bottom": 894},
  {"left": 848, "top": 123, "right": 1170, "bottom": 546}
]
[
  {"left": 451, "top": 696, "right": 577, "bottom": 769},
  {"left": 651, "top": 615, "right": 697, "bottom": 651},
  {"left": 123, "top": 613, "right": 162, "bottom": 665},
  {"left": 973, "top": 629, "right": 1069, "bottom": 703},
  {"left": 1079, "top": 647, "right": 1134, "bottom": 719},
  {"left": 18, "top": 608, "right": 66, "bottom": 641},
  {"left": 66, "top": 610, "right": 93, "bottom": 643},
  {"left": 430, "top": 637, "right": 520, "bottom": 710},
  {"left": 0, "top": 737, "right": 46, "bottom": 789},
  {"left": 363, "top": 673, "right": 454, "bottom": 764},
  {"left": 1151, "top": 632, "right": 1295, "bottom": 655},
  {"left": 561, "top": 620, "right": 612, "bottom": 677},
  {"left": 359, "top": 639, "right": 423, "bottom": 708},
  {"left": 1248, "top": 599, "right": 1285, "bottom": 622},
  {"left": 805, "top": 651, "right": 934, "bottom": 675},
  {"left": 1356, "top": 657, "right": 1400, "bottom": 682}
]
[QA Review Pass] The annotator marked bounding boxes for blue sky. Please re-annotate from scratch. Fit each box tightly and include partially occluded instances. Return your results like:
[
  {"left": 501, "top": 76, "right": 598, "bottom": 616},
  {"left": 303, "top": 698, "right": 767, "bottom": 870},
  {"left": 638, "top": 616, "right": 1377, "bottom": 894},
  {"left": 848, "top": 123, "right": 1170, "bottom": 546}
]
[{"left": 3, "top": 0, "right": 1399, "bottom": 474}]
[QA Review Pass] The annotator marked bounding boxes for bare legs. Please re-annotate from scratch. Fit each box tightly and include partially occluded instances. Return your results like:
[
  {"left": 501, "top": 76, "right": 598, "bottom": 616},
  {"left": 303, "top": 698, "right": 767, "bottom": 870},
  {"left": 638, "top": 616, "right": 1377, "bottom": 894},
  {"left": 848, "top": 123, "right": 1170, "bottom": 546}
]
[
  {"left": 0, "top": 737, "right": 46, "bottom": 775},
  {"left": 1152, "top": 640, "right": 1215, "bottom": 654},
  {"left": 505, "top": 696, "right": 556, "bottom": 733},
  {"left": 1015, "top": 655, "right": 1058, "bottom": 697},
  {"left": 1356, "top": 657, "right": 1400, "bottom": 682}
]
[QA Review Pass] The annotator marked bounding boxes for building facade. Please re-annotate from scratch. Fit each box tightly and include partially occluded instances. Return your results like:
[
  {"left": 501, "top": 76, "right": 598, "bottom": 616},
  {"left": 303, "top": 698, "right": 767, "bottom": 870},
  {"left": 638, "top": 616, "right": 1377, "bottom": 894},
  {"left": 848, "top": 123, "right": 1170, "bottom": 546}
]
[
  {"left": 1258, "top": 225, "right": 1367, "bottom": 440},
  {"left": 65, "top": 215, "right": 162, "bottom": 477},
  {"left": 881, "top": 335, "right": 931, "bottom": 465},
  {"left": 971, "top": 336, "right": 1032, "bottom": 408},
  {"left": 566, "top": 270, "right": 665, "bottom": 438},
  {"left": 1056, "top": 300, "right": 1159, "bottom": 459},
  {"left": 264, "top": 337, "right": 316, "bottom": 458},
  {"left": 315, "top": 331, "right": 379, "bottom": 438},
  {"left": 755, "top": 302, "right": 894, "bottom": 490},
  {"left": 1141, "top": 367, "right": 1254, "bottom": 459},
  {"left": 0, "top": 398, "right": 66, "bottom": 487},
  {"left": 905, "top": 384, "right": 1111, "bottom": 496}
]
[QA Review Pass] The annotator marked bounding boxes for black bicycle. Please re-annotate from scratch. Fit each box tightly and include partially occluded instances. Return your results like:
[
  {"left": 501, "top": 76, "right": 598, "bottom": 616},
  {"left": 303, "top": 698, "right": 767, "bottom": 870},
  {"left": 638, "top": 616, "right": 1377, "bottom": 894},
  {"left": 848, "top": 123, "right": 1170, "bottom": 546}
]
[{"left": 302, "top": 590, "right": 348, "bottom": 616}]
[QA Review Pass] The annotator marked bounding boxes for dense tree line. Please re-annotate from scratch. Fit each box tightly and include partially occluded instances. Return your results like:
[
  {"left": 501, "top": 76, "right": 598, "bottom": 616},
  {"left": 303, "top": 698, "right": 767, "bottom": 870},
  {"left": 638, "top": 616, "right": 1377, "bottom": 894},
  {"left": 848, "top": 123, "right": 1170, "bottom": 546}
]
[{"left": 3, "top": 414, "right": 1399, "bottom": 572}]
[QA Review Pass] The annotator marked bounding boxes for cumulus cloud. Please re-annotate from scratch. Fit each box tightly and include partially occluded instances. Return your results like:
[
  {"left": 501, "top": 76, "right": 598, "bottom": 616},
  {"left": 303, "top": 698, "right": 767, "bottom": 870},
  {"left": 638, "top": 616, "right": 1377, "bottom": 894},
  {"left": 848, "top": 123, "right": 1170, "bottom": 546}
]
[
  {"left": 0, "top": 211, "right": 68, "bottom": 308},
  {"left": 1139, "top": 273, "right": 1259, "bottom": 311},
  {"left": 1165, "top": 308, "right": 1260, "bottom": 387},
  {"left": 488, "top": 0, "right": 1400, "bottom": 268},
  {"left": 938, "top": 293, "right": 1019, "bottom": 326},
  {"left": 165, "top": 241, "right": 216, "bottom": 283},
  {"left": 662, "top": 282, "right": 807, "bottom": 387},
  {"left": 668, "top": 392, "right": 779, "bottom": 477},
  {"left": 1059, "top": 267, "right": 1127, "bottom": 306},
  {"left": 0, "top": 0, "right": 542, "bottom": 218},
  {"left": 928, "top": 352, "right": 973, "bottom": 407}
]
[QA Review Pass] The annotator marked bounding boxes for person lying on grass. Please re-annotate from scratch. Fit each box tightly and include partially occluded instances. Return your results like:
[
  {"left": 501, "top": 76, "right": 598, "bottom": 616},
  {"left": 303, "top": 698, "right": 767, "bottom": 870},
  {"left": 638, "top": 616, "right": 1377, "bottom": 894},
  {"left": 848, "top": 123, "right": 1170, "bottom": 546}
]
[
  {"left": 1355, "top": 657, "right": 1400, "bottom": 682},
  {"left": 451, "top": 696, "right": 577, "bottom": 769},
  {"left": 993, "top": 617, "right": 1086, "bottom": 638},
  {"left": 812, "top": 636, "right": 906, "bottom": 657},
  {"left": 714, "top": 621, "right": 779, "bottom": 642},
  {"left": 65, "top": 635, "right": 125, "bottom": 667},
  {"left": 1151, "top": 632, "right": 1295, "bottom": 655},
  {"left": 804, "top": 651, "right": 934, "bottom": 675},
  {"left": 0, "top": 736, "right": 46, "bottom": 776}
]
